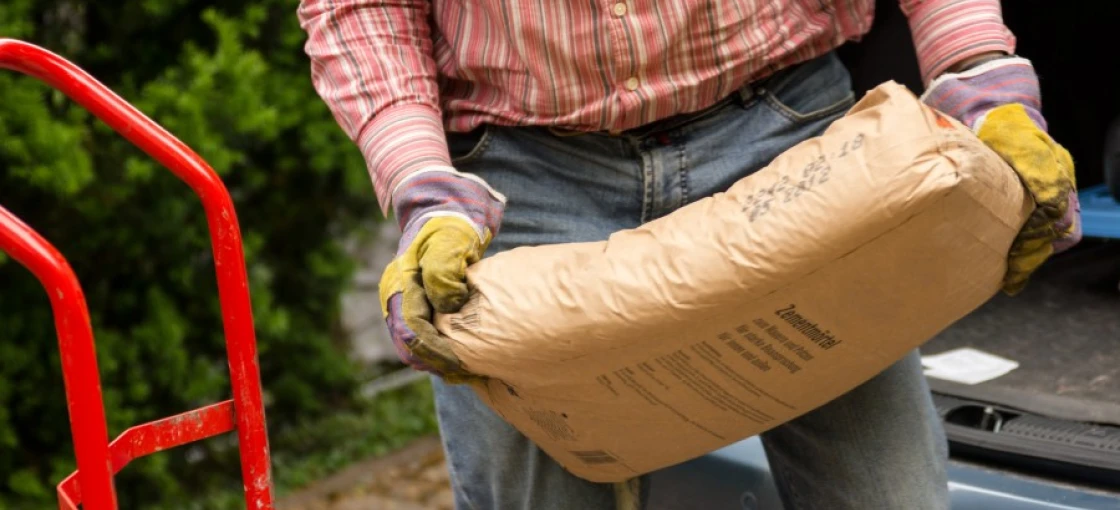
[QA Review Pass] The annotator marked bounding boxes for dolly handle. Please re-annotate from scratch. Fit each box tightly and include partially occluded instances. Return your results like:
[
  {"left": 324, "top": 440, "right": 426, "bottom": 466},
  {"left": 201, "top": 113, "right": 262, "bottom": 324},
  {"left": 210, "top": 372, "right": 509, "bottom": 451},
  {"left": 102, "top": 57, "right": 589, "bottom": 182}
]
[
  {"left": 0, "top": 39, "right": 274, "bottom": 509},
  {"left": 0, "top": 207, "right": 117, "bottom": 510}
]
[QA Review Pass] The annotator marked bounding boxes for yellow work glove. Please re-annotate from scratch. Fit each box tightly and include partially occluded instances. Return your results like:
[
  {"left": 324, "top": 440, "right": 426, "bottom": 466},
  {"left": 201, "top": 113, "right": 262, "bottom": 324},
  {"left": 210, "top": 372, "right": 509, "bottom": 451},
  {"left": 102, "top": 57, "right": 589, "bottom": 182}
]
[
  {"left": 922, "top": 56, "right": 1082, "bottom": 295},
  {"left": 378, "top": 166, "right": 506, "bottom": 382},
  {"left": 976, "top": 104, "right": 1079, "bottom": 294}
]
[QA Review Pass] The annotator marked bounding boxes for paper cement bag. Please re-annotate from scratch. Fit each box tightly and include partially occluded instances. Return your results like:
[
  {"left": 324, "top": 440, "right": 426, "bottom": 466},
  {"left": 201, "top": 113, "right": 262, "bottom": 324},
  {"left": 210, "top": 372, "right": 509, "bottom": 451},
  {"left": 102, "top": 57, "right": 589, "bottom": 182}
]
[{"left": 433, "top": 81, "right": 1033, "bottom": 483}]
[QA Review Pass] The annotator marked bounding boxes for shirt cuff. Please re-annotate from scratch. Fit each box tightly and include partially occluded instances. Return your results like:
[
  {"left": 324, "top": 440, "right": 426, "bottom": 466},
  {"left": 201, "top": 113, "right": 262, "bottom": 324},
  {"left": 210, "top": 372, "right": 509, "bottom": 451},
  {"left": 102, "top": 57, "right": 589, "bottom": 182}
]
[
  {"left": 903, "top": 0, "right": 1017, "bottom": 85},
  {"left": 357, "top": 103, "right": 453, "bottom": 215}
]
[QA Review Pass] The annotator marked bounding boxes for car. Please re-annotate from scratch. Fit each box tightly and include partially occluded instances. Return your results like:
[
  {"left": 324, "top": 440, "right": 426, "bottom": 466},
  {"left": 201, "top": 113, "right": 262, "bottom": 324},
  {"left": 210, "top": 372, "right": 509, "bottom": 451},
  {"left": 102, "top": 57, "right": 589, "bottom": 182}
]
[{"left": 653, "top": 2, "right": 1120, "bottom": 508}]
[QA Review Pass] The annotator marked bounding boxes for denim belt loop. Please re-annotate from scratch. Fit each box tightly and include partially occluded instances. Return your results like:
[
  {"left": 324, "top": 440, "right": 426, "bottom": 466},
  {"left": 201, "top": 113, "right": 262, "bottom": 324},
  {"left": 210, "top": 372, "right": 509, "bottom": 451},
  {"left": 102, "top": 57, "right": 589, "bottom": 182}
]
[{"left": 734, "top": 84, "right": 757, "bottom": 107}]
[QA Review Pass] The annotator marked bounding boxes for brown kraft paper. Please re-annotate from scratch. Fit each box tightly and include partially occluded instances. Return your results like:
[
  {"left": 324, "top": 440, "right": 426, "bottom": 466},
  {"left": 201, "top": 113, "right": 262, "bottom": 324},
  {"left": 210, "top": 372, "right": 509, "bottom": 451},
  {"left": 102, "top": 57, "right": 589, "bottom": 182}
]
[{"left": 433, "top": 81, "right": 1034, "bottom": 483}]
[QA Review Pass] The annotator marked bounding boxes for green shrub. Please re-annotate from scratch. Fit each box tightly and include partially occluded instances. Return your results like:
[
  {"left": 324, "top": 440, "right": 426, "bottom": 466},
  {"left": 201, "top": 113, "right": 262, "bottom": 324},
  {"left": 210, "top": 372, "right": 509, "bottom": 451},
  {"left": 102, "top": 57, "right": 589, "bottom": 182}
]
[{"left": 0, "top": 1, "right": 389, "bottom": 507}]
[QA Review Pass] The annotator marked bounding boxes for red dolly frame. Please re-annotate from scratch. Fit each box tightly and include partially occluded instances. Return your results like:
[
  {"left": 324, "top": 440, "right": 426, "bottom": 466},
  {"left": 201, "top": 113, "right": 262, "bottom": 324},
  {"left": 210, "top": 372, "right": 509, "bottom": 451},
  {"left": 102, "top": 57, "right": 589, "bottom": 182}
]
[{"left": 0, "top": 39, "right": 274, "bottom": 509}]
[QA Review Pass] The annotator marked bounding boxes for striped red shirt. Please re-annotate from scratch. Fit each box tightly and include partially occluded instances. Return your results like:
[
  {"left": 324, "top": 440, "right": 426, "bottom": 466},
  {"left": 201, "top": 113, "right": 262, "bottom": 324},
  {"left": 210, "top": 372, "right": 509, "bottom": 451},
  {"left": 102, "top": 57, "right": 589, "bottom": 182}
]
[{"left": 297, "top": 0, "right": 1016, "bottom": 213}]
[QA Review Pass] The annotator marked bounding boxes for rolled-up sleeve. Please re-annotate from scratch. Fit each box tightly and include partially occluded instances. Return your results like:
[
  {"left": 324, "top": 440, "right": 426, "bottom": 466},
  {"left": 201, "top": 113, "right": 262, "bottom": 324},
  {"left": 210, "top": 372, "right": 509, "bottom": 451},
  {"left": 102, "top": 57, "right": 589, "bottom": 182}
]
[
  {"left": 899, "top": 0, "right": 1017, "bottom": 85},
  {"left": 298, "top": 0, "right": 452, "bottom": 214}
]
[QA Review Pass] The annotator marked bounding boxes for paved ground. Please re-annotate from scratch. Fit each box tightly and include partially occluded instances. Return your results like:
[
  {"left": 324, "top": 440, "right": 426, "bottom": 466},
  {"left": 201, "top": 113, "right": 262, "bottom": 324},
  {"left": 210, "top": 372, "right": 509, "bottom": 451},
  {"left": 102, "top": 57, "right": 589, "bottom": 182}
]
[{"left": 278, "top": 436, "right": 453, "bottom": 510}]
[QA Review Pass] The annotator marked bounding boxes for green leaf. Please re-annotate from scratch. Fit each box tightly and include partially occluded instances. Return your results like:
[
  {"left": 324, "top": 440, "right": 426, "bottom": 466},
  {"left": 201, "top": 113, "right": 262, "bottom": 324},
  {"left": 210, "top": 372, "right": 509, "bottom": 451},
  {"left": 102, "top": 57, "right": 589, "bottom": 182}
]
[
  {"left": 7, "top": 469, "right": 47, "bottom": 498},
  {"left": 0, "top": 1, "right": 385, "bottom": 506}
]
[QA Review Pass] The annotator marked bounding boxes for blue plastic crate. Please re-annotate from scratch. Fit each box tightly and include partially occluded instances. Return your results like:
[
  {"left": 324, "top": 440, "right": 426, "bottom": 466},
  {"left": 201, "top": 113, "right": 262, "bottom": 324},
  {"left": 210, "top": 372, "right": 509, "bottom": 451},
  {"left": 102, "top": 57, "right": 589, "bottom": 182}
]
[{"left": 1080, "top": 184, "right": 1120, "bottom": 240}]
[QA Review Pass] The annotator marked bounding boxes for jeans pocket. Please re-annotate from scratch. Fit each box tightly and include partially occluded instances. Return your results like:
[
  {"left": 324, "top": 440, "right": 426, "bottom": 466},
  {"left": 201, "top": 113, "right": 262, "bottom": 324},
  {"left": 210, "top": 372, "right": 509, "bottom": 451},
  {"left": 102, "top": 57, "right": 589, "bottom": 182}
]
[
  {"left": 447, "top": 125, "right": 495, "bottom": 165},
  {"left": 758, "top": 53, "right": 856, "bottom": 124}
]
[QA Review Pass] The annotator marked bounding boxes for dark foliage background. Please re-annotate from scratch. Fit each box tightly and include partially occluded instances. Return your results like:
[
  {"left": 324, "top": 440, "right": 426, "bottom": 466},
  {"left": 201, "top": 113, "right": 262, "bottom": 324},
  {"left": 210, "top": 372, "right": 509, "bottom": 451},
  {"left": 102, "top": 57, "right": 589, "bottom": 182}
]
[{"left": 0, "top": 2, "right": 434, "bottom": 507}]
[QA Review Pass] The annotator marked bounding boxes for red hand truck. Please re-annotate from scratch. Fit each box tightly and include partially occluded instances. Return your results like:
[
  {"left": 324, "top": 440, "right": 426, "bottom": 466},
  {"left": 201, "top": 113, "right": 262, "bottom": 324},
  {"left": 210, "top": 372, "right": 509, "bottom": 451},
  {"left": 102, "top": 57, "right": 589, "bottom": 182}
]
[{"left": 0, "top": 39, "right": 274, "bottom": 509}]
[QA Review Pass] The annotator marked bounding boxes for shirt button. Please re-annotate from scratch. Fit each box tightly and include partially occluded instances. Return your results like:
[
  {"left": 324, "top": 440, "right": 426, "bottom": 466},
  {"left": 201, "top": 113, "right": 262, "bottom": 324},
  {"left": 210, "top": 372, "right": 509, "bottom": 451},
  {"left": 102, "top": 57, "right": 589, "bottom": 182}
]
[
  {"left": 624, "top": 77, "right": 640, "bottom": 91},
  {"left": 612, "top": 2, "right": 627, "bottom": 16}
]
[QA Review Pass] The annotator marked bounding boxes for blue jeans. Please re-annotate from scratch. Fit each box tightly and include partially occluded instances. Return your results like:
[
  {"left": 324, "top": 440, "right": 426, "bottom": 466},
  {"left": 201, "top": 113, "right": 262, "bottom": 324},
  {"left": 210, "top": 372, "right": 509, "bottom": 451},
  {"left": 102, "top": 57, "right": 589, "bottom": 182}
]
[{"left": 433, "top": 52, "right": 949, "bottom": 510}]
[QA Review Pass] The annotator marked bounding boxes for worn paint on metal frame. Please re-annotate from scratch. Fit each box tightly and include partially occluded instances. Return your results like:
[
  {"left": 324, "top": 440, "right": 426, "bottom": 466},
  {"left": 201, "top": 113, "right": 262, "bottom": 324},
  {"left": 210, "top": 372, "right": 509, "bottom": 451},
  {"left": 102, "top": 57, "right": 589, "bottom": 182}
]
[{"left": 0, "top": 38, "right": 274, "bottom": 510}]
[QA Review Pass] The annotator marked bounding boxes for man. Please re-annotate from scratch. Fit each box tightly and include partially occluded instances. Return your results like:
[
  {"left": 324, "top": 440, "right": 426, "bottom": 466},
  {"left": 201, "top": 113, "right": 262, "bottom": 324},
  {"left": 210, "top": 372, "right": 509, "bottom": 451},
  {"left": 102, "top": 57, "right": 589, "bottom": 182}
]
[{"left": 298, "top": 1, "right": 1080, "bottom": 508}]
